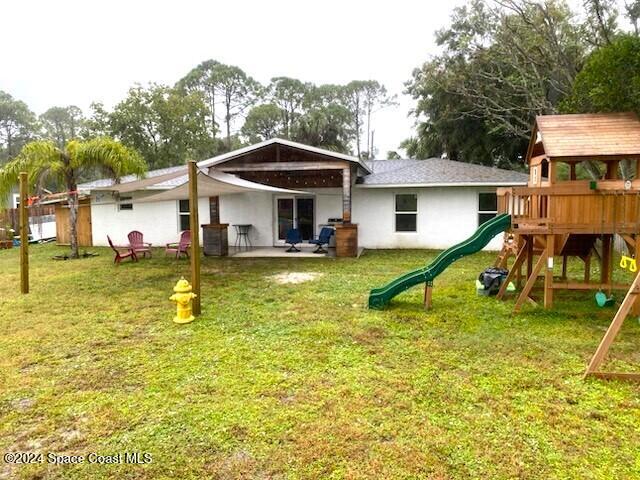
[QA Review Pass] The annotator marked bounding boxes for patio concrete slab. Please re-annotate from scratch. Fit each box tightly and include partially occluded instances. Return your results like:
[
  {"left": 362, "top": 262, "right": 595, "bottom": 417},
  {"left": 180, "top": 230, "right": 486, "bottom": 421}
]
[{"left": 229, "top": 246, "right": 334, "bottom": 258}]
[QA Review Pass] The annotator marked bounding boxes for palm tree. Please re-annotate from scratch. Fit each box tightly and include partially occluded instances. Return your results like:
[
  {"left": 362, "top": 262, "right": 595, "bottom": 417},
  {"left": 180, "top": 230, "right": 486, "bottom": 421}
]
[{"left": 0, "top": 137, "right": 146, "bottom": 258}]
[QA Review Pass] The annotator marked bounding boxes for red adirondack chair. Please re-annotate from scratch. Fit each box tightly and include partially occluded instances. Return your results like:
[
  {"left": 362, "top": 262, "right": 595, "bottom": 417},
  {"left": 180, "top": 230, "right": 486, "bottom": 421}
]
[
  {"left": 128, "top": 230, "right": 152, "bottom": 258},
  {"left": 165, "top": 230, "right": 191, "bottom": 259},
  {"left": 107, "top": 235, "right": 137, "bottom": 265}
]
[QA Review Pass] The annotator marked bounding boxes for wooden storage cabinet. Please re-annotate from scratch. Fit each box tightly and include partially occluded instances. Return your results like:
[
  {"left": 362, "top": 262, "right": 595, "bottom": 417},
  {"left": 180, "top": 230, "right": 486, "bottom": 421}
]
[
  {"left": 202, "top": 223, "right": 229, "bottom": 256},
  {"left": 335, "top": 223, "right": 358, "bottom": 257}
]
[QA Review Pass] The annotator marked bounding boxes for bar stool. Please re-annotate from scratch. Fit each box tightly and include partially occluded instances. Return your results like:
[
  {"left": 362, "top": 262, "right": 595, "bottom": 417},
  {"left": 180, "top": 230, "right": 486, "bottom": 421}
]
[{"left": 233, "top": 224, "right": 252, "bottom": 250}]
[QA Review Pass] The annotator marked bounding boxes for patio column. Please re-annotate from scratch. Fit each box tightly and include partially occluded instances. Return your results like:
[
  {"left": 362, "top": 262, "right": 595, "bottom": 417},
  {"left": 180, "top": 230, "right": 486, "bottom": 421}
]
[
  {"left": 203, "top": 195, "right": 228, "bottom": 257},
  {"left": 336, "top": 166, "right": 358, "bottom": 257},
  {"left": 209, "top": 196, "right": 220, "bottom": 223}
]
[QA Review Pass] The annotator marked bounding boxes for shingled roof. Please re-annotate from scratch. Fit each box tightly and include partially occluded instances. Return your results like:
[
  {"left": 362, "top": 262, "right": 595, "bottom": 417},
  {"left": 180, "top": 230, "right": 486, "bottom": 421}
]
[
  {"left": 78, "top": 153, "right": 528, "bottom": 192},
  {"left": 359, "top": 159, "right": 528, "bottom": 187},
  {"left": 533, "top": 112, "right": 640, "bottom": 159},
  {"left": 78, "top": 165, "right": 187, "bottom": 190}
]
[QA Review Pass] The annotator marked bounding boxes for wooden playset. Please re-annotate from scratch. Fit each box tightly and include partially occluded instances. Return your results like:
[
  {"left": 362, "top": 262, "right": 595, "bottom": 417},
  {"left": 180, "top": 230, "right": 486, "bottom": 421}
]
[{"left": 494, "top": 113, "right": 640, "bottom": 380}]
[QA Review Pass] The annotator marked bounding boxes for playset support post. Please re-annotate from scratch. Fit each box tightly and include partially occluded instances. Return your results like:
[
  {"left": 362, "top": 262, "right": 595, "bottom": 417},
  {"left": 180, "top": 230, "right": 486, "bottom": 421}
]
[
  {"left": 544, "top": 234, "right": 554, "bottom": 308},
  {"left": 514, "top": 243, "right": 547, "bottom": 312},
  {"left": 423, "top": 282, "right": 433, "bottom": 310},
  {"left": 496, "top": 238, "right": 528, "bottom": 300}
]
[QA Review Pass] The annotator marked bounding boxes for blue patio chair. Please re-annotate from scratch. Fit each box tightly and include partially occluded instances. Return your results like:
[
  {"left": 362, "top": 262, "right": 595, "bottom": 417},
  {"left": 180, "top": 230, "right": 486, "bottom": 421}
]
[
  {"left": 285, "top": 228, "right": 302, "bottom": 252},
  {"left": 309, "top": 227, "right": 334, "bottom": 254}
]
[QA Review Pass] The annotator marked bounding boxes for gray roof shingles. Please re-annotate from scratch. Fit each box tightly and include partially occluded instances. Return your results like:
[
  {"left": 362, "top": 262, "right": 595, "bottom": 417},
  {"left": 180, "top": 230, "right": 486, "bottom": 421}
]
[
  {"left": 78, "top": 165, "right": 187, "bottom": 189},
  {"left": 359, "top": 158, "right": 528, "bottom": 186},
  {"left": 79, "top": 157, "right": 528, "bottom": 191}
]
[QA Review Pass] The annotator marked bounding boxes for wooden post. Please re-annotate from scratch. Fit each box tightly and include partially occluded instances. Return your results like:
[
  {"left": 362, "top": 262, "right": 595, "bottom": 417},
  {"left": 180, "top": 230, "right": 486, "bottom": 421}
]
[
  {"left": 496, "top": 239, "right": 528, "bottom": 300},
  {"left": 517, "top": 261, "right": 522, "bottom": 290},
  {"left": 544, "top": 234, "right": 555, "bottom": 308},
  {"left": 342, "top": 167, "right": 351, "bottom": 223},
  {"left": 19, "top": 172, "right": 29, "bottom": 294},
  {"left": 526, "top": 235, "right": 534, "bottom": 280},
  {"left": 514, "top": 246, "right": 547, "bottom": 312},
  {"left": 584, "top": 253, "right": 591, "bottom": 283},
  {"left": 424, "top": 282, "right": 433, "bottom": 310},
  {"left": 561, "top": 255, "right": 568, "bottom": 281},
  {"left": 188, "top": 161, "right": 201, "bottom": 316},
  {"left": 209, "top": 196, "right": 220, "bottom": 224}
]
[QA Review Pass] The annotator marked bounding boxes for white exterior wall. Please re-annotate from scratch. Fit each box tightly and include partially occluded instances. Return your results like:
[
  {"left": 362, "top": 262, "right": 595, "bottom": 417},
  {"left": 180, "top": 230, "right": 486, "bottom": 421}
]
[
  {"left": 89, "top": 185, "right": 505, "bottom": 250},
  {"left": 90, "top": 190, "right": 210, "bottom": 247},
  {"left": 352, "top": 186, "right": 504, "bottom": 250},
  {"left": 219, "top": 192, "right": 274, "bottom": 246},
  {"left": 219, "top": 188, "right": 343, "bottom": 247}
]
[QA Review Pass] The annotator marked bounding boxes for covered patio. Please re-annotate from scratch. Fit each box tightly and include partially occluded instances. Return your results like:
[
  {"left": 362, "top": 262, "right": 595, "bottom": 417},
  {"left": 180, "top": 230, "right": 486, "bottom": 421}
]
[{"left": 198, "top": 138, "right": 370, "bottom": 257}]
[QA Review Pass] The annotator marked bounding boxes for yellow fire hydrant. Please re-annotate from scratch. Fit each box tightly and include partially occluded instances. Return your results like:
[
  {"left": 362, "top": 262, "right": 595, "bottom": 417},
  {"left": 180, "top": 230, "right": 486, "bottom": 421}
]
[{"left": 170, "top": 277, "right": 197, "bottom": 324}]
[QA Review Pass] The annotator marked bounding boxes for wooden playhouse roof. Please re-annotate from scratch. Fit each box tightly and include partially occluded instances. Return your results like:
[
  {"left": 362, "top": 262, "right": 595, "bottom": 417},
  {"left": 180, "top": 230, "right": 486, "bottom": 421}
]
[{"left": 529, "top": 112, "right": 640, "bottom": 161}]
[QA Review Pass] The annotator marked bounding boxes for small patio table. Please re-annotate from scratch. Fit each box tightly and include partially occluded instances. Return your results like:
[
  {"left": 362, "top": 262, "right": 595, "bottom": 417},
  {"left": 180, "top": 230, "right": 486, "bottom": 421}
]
[{"left": 233, "top": 224, "right": 252, "bottom": 250}]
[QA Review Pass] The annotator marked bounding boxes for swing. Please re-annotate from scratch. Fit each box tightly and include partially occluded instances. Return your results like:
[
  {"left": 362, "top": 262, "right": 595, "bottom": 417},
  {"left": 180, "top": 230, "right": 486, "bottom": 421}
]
[
  {"left": 595, "top": 290, "right": 615, "bottom": 307},
  {"left": 595, "top": 192, "right": 615, "bottom": 307}
]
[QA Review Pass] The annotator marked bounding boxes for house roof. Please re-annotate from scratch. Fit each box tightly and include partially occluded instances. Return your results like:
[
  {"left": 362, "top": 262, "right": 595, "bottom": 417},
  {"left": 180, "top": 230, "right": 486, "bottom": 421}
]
[
  {"left": 78, "top": 165, "right": 187, "bottom": 191},
  {"left": 358, "top": 159, "right": 528, "bottom": 187},
  {"left": 78, "top": 146, "right": 527, "bottom": 194},
  {"left": 534, "top": 112, "right": 640, "bottom": 159},
  {"left": 197, "top": 138, "right": 371, "bottom": 173}
]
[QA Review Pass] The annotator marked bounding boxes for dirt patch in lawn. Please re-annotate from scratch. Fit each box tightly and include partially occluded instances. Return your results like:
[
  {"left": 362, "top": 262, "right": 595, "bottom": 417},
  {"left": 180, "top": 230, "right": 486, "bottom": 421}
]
[{"left": 267, "top": 271, "right": 324, "bottom": 284}]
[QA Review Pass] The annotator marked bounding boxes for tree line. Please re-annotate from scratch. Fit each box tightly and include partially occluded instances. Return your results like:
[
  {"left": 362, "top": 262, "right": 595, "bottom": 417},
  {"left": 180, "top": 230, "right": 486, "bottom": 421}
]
[
  {"left": 403, "top": 0, "right": 640, "bottom": 169},
  {"left": 3, "top": 0, "right": 640, "bottom": 178},
  {"left": 0, "top": 64, "right": 395, "bottom": 172}
]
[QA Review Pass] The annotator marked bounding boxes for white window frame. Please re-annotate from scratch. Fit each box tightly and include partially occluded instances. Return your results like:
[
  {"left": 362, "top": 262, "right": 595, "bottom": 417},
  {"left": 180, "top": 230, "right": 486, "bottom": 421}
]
[
  {"left": 118, "top": 195, "right": 133, "bottom": 211},
  {"left": 478, "top": 191, "right": 498, "bottom": 226},
  {"left": 178, "top": 199, "right": 190, "bottom": 232},
  {"left": 12, "top": 193, "right": 20, "bottom": 209},
  {"left": 394, "top": 193, "right": 418, "bottom": 233}
]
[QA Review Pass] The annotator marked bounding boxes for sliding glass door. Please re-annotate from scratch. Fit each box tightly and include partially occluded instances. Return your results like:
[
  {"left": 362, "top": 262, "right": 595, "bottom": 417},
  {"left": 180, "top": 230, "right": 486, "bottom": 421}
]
[{"left": 275, "top": 196, "right": 315, "bottom": 243}]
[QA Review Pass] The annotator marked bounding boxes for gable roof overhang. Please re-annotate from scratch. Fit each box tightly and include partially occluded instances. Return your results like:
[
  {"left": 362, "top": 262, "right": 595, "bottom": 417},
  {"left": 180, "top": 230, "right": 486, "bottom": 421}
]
[{"left": 197, "top": 138, "right": 371, "bottom": 175}]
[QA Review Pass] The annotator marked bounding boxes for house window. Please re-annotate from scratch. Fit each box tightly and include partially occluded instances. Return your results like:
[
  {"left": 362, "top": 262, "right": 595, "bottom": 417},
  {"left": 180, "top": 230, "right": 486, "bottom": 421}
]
[
  {"left": 118, "top": 195, "right": 133, "bottom": 211},
  {"left": 395, "top": 193, "right": 417, "bottom": 232},
  {"left": 478, "top": 192, "right": 498, "bottom": 225},
  {"left": 178, "top": 199, "right": 190, "bottom": 231}
]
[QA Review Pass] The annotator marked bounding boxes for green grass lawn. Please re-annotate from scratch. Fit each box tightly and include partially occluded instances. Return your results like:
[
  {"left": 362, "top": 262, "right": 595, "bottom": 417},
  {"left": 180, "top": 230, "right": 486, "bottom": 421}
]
[{"left": 1, "top": 244, "right": 639, "bottom": 479}]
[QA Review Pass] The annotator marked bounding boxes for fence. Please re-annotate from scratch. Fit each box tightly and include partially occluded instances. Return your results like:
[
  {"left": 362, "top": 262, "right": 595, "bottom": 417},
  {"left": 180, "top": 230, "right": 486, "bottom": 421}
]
[
  {"left": 0, "top": 208, "right": 19, "bottom": 232},
  {"left": 1, "top": 205, "right": 56, "bottom": 238}
]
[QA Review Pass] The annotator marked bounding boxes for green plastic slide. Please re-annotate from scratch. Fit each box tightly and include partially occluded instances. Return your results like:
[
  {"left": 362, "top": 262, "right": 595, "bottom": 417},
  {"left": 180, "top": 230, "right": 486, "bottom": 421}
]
[{"left": 368, "top": 214, "right": 512, "bottom": 309}]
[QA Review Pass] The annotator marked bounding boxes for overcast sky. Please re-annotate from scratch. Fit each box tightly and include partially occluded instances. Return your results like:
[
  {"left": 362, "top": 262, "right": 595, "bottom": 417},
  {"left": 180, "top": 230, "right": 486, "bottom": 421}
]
[{"left": 1, "top": 0, "right": 469, "bottom": 158}]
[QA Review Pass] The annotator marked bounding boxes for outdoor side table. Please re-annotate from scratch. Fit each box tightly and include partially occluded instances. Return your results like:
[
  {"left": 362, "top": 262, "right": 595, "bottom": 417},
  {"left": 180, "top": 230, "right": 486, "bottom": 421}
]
[{"left": 233, "top": 224, "right": 252, "bottom": 250}]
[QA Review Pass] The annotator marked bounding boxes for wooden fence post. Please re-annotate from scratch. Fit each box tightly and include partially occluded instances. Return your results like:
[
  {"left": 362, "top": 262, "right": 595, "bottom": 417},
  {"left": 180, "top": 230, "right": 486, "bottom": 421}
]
[
  {"left": 20, "top": 172, "right": 29, "bottom": 294},
  {"left": 188, "top": 161, "right": 201, "bottom": 315}
]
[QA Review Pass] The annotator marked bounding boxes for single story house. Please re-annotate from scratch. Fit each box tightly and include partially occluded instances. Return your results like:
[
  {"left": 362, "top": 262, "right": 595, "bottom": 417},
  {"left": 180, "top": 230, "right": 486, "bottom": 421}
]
[{"left": 73, "top": 138, "right": 528, "bottom": 253}]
